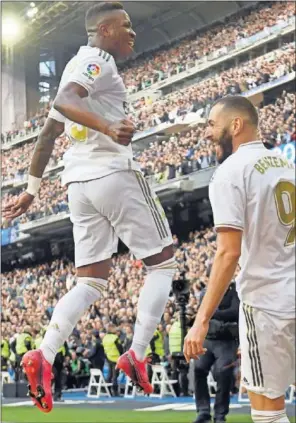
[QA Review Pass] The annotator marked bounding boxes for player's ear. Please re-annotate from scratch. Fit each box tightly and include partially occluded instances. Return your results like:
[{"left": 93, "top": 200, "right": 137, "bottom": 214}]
[
  {"left": 99, "top": 22, "right": 112, "bottom": 38},
  {"left": 232, "top": 117, "right": 243, "bottom": 136}
]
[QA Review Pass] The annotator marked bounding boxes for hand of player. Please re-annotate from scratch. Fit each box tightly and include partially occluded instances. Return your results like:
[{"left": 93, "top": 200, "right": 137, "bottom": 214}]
[
  {"left": 106, "top": 119, "right": 136, "bottom": 146},
  {"left": 183, "top": 320, "right": 208, "bottom": 363},
  {"left": 2, "top": 192, "right": 35, "bottom": 220}
]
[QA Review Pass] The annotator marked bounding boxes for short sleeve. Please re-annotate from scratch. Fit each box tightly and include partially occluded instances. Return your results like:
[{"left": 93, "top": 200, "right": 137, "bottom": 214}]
[
  {"left": 48, "top": 107, "right": 66, "bottom": 123},
  {"left": 209, "top": 177, "right": 245, "bottom": 231},
  {"left": 68, "top": 56, "right": 113, "bottom": 95}
]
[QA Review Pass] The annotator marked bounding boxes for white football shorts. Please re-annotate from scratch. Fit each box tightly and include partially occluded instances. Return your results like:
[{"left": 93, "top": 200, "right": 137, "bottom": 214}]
[
  {"left": 67, "top": 170, "right": 173, "bottom": 267},
  {"left": 240, "top": 302, "right": 295, "bottom": 399}
]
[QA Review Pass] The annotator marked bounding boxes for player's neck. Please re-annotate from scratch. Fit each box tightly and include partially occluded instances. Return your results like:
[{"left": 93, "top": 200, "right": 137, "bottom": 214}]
[
  {"left": 233, "top": 132, "right": 259, "bottom": 152},
  {"left": 88, "top": 41, "right": 116, "bottom": 60}
]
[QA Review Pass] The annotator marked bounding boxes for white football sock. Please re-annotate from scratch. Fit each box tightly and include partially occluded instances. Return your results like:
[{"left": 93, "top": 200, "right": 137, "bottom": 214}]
[
  {"left": 40, "top": 277, "right": 107, "bottom": 364},
  {"left": 251, "top": 409, "right": 290, "bottom": 423},
  {"left": 131, "top": 257, "right": 177, "bottom": 361}
]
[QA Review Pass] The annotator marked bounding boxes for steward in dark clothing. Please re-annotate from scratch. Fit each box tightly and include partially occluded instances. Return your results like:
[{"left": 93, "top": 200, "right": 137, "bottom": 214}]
[
  {"left": 87, "top": 331, "right": 105, "bottom": 371},
  {"left": 192, "top": 282, "right": 239, "bottom": 423}
]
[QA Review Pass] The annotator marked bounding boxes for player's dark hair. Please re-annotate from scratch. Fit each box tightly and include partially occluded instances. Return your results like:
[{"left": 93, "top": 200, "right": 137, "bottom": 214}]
[
  {"left": 86, "top": 2, "right": 124, "bottom": 23},
  {"left": 212, "top": 96, "right": 259, "bottom": 127}
]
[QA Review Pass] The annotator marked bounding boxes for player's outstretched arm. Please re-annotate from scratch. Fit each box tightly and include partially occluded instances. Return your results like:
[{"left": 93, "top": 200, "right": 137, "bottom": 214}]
[
  {"left": 183, "top": 228, "right": 242, "bottom": 363},
  {"left": 54, "top": 82, "right": 135, "bottom": 146},
  {"left": 2, "top": 118, "right": 64, "bottom": 220}
]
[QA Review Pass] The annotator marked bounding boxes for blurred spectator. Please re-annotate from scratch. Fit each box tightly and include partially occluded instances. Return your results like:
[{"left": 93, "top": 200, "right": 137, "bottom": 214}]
[{"left": 85, "top": 330, "right": 105, "bottom": 371}]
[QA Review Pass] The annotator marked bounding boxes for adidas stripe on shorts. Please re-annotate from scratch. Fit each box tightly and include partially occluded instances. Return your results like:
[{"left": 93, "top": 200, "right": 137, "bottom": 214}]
[
  {"left": 240, "top": 302, "right": 295, "bottom": 399},
  {"left": 68, "top": 170, "right": 173, "bottom": 267}
]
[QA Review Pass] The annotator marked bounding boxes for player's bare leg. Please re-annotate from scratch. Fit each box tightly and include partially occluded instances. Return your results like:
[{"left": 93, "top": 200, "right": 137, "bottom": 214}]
[
  {"left": 117, "top": 245, "right": 176, "bottom": 394},
  {"left": 248, "top": 391, "right": 290, "bottom": 423},
  {"left": 22, "top": 258, "right": 111, "bottom": 412}
]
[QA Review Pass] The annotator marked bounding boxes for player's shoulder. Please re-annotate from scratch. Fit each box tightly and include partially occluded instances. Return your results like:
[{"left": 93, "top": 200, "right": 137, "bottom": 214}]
[
  {"left": 77, "top": 46, "right": 114, "bottom": 65},
  {"left": 210, "top": 153, "right": 240, "bottom": 185},
  {"left": 211, "top": 141, "right": 267, "bottom": 184}
]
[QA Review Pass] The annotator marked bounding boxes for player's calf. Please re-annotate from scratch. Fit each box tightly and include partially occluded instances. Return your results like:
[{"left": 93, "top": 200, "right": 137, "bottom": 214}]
[
  {"left": 131, "top": 254, "right": 177, "bottom": 361},
  {"left": 249, "top": 392, "right": 289, "bottom": 423}
]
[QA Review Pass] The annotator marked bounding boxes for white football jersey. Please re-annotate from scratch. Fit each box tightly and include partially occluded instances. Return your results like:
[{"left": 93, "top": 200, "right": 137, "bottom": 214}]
[
  {"left": 209, "top": 141, "right": 295, "bottom": 318},
  {"left": 48, "top": 46, "right": 140, "bottom": 185}
]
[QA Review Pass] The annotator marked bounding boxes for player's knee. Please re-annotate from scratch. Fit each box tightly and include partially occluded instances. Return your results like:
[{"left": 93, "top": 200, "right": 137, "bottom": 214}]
[
  {"left": 143, "top": 244, "right": 174, "bottom": 267},
  {"left": 76, "top": 258, "right": 111, "bottom": 280},
  {"left": 251, "top": 409, "right": 290, "bottom": 423},
  {"left": 145, "top": 256, "right": 177, "bottom": 279},
  {"left": 194, "top": 366, "right": 208, "bottom": 379},
  {"left": 214, "top": 366, "right": 232, "bottom": 381},
  {"left": 77, "top": 276, "right": 108, "bottom": 293}
]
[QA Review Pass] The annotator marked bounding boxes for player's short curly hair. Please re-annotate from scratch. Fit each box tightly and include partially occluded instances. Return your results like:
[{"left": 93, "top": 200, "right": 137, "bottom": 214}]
[{"left": 86, "top": 2, "right": 124, "bottom": 23}]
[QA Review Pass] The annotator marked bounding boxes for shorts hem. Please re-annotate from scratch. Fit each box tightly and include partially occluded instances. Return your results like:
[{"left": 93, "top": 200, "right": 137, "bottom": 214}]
[
  {"left": 133, "top": 238, "right": 173, "bottom": 260},
  {"left": 75, "top": 251, "right": 116, "bottom": 268},
  {"left": 241, "top": 383, "right": 285, "bottom": 400}
]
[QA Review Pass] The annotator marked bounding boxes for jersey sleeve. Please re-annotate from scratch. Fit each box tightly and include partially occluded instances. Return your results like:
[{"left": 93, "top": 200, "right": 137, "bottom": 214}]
[
  {"left": 48, "top": 107, "right": 66, "bottom": 123},
  {"left": 209, "top": 177, "right": 246, "bottom": 231},
  {"left": 67, "top": 55, "right": 113, "bottom": 96}
]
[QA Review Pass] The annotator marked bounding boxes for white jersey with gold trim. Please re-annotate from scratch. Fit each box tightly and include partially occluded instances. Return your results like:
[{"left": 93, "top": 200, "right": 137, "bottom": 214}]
[
  {"left": 49, "top": 46, "right": 140, "bottom": 186},
  {"left": 209, "top": 141, "right": 295, "bottom": 318}
]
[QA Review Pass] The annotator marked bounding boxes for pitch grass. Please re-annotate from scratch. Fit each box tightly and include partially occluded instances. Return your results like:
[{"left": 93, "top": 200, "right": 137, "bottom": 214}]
[
  {"left": 2, "top": 407, "right": 254, "bottom": 423},
  {"left": 3, "top": 407, "right": 296, "bottom": 423}
]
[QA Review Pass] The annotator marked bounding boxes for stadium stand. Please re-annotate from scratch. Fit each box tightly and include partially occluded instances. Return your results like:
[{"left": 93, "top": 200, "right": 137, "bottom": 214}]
[
  {"left": 1, "top": 0, "right": 295, "bottom": 398},
  {"left": 121, "top": 0, "right": 295, "bottom": 93},
  {"left": 1, "top": 0, "right": 294, "bottom": 143},
  {"left": 2, "top": 89, "right": 295, "bottom": 228}
]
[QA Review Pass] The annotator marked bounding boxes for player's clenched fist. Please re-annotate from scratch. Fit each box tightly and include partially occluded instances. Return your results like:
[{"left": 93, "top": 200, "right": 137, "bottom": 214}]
[{"left": 106, "top": 119, "right": 136, "bottom": 146}]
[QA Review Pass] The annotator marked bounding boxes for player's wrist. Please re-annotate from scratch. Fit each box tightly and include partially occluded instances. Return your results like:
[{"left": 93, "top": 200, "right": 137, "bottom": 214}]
[{"left": 26, "top": 175, "right": 41, "bottom": 197}]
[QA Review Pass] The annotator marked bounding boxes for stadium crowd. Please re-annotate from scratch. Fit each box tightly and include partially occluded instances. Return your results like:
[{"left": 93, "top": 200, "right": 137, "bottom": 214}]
[
  {"left": 1, "top": 0, "right": 294, "bottom": 143},
  {"left": 122, "top": 1, "right": 295, "bottom": 93},
  {"left": 2, "top": 225, "right": 239, "bottom": 393},
  {"left": 131, "top": 43, "right": 295, "bottom": 131},
  {"left": 2, "top": 41, "right": 295, "bottom": 185},
  {"left": 2, "top": 89, "right": 295, "bottom": 229},
  {"left": 2, "top": 135, "right": 70, "bottom": 184},
  {"left": 1, "top": 107, "right": 49, "bottom": 145}
]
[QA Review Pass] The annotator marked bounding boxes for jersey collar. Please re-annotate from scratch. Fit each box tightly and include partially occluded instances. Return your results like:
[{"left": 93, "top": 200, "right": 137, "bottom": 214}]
[{"left": 238, "top": 140, "right": 263, "bottom": 149}]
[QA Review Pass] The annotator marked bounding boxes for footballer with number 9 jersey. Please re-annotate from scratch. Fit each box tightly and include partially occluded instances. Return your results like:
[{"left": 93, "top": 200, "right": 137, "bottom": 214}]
[
  {"left": 3, "top": 2, "right": 176, "bottom": 413},
  {"left": 184, "top": 96, "right": 295, "bottom": 423}
]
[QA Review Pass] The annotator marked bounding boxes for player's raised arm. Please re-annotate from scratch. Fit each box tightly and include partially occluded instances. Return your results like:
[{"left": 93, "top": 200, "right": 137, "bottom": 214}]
[{"left": 2, "top": 117, "right": 64, "bottom": 219}]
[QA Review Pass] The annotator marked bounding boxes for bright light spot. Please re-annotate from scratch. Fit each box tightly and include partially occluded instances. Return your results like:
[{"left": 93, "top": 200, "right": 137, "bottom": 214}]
[
  {"left": 30, "top": 2, "right": 35, "bottom": 7},
  {"left": 2, "top": 18, "right": 22, "bottom": 44},
  {"left": 27, "top": 6, "right": 38, "bottom": 18}
]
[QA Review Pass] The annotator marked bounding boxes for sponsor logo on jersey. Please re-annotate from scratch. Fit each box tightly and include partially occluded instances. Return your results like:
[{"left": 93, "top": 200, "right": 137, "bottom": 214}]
[{"left": 82, "top": 63, "right": 101, "bottom": 81}]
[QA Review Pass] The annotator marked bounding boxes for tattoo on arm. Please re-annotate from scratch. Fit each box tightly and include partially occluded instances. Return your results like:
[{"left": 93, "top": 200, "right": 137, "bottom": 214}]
[{"left": 29, "top": 118, "right": 64, "bottom": 178}]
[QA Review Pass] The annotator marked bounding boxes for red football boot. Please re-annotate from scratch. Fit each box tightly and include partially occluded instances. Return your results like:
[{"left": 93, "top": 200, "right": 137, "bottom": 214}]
[
  {"left": 116, "top": 349, "right": 153, "bottom": 394},
  {"left": 21, "top": 349, "right": 53, "bottom": 413}
]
